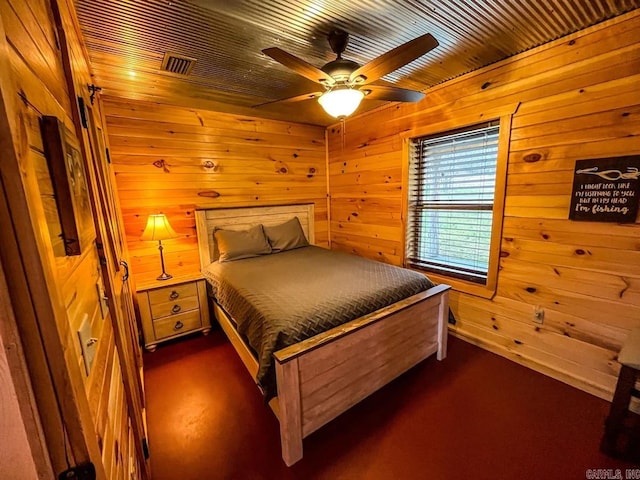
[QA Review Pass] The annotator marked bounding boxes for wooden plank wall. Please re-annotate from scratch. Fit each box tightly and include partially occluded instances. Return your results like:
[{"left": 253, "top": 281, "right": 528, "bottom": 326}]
[
  {"left": 0, "top": 0, "right": 142, "bottom": 477},
  {"left": 102, "top": 97, "right": 328, "bottom": 282},
  {"left": 327, "top": 11, "right": 640, "bottom": 400}
]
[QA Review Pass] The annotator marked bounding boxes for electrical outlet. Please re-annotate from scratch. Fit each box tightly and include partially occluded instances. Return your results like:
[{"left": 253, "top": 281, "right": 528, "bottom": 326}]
[{"left": 533, "top": 306, "right": 544, "bottom": 324}]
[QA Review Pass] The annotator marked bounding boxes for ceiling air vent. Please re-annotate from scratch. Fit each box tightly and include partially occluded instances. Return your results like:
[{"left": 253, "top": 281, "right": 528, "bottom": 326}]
[{"left": 161, "top": 53, "right": 197, "bottom": 75}]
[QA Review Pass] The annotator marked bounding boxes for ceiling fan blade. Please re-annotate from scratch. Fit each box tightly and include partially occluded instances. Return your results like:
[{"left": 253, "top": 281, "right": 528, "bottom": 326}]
[
  {"left": 262, "top": 47, "right": 335, "bottom": 85},
  {"left": 349, "top": 33, "right": 438, "bottom": 85},
  {"left": 361, "top": 85, "right": 425, "bottom": 102},
  {"left": 253, "top": 91, "right": 323, "bottom": 108}
]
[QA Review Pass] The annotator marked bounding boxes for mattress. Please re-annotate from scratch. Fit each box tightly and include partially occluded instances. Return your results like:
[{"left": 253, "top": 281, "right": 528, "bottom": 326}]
[{"left": 202, "top": 245, "right": 433, "bottom": 400}]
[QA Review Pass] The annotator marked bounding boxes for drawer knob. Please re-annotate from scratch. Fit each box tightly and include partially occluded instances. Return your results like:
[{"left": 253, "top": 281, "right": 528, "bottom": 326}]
[
  {"left": 171, "top": 304, "right": 182, "bottom": 314},
  {"left": 174, "top": 321, "right": 184, "bottom": 331},
  {"left": 169, "top": 291, "right": 179, "bottom": 300}
]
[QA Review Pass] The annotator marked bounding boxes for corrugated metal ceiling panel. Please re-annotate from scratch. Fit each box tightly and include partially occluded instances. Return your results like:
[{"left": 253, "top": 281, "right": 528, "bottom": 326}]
[{"left": 74, "top": 0, "right": 639, "bottom": 124}]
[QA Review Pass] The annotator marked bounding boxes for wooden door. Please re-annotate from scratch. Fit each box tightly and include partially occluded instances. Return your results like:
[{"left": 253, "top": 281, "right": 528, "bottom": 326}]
[{"left": 83, "top": 99, "right": 150, "bottom": 478}]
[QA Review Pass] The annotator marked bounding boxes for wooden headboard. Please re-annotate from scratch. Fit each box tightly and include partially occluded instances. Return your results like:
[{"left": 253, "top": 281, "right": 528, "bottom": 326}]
[{"left": 195, "top": 204, "right": 315, "bottom": 270}]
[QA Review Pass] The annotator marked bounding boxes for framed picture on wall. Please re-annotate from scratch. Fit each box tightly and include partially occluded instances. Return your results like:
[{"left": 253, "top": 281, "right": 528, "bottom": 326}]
[
  {"left": 40, "top": 115, "right": 94, "bottom": 256},
  {"left": 569, "top": 155, "right": 640, "bottom": 223}
]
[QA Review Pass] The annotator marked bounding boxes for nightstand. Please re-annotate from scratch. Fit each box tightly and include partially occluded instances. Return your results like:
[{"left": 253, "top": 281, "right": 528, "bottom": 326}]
[{"left": 137, "top": 274, "right": 211, "bottom": 352}]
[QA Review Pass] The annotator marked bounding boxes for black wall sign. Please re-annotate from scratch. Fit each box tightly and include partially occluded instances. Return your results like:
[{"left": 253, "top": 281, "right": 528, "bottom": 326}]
[{"left": 569, "top": 155, "right": 640, "bottom": 223}]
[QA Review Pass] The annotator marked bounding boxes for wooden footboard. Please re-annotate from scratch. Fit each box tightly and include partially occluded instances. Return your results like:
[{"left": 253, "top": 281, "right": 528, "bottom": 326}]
[
  {"left": 273, "top": 284, "right": 450, "bottom": 465},
  {"left": 196, "top": 205, "right": 450, "bottom": 466}
]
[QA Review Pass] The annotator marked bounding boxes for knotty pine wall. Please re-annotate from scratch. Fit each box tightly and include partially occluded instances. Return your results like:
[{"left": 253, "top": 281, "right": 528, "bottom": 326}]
[
  {"left": 0, "top": 0, "right": 143, "bottom": 477},
  {"left": 102, "top": 97, "right": 328, "bottom": 283},
  {"left": 327, "top": 11, "right": 640, "bottom": 400}
]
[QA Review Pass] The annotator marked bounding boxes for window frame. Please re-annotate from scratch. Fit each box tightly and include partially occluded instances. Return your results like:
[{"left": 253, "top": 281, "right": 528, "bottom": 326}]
[{"left": 402, "top": 115, "right": 512, "bottom": 299}]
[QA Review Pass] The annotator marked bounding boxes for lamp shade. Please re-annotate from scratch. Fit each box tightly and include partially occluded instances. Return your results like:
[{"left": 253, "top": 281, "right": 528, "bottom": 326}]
[
  {"left": 318, "top": 87, "right": 364, "bottom": 119},
  {"left": 141, "top": 214, "right": 177, "bottom": 241}
]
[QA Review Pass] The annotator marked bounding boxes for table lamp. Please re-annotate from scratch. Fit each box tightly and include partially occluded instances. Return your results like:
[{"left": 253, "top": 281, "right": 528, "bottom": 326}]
[{"left": 141, "top": 214, "right": 177, "bottom": 281}]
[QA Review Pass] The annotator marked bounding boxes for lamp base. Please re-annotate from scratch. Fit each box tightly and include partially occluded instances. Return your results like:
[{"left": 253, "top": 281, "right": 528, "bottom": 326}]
[{"left": 156, "top": 272, "right": 173, "bottom": 281}]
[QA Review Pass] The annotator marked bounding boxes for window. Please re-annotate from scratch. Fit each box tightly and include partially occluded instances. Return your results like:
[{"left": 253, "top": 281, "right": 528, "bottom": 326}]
[{"left": 406, "top": 121, "right": 500, "bottom": 286}]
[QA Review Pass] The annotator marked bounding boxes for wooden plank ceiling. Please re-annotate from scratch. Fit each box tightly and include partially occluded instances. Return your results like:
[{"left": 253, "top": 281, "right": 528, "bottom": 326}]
[{"left": 74, "top": 0, "right": 639, "bottom": 126}]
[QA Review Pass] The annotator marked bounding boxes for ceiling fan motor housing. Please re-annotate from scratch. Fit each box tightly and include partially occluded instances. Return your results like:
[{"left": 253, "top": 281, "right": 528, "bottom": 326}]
[{"left": 321, "top": 58, "right": 360, "bottom": 83}]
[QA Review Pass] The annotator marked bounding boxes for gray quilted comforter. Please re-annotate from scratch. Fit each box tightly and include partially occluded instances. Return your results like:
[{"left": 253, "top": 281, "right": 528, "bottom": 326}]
[{"left": 202, "top": 246, "right": 433, "bottom": 400}]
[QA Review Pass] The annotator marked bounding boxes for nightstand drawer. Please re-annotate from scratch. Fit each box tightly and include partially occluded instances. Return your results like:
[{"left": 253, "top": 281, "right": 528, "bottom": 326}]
[
  {"left": 148, "top": 282, "right": 197, "bottom": 305},
  {"left": 153, "top": 310, "right": 202, "bottom": 340},
  {"left": 150, "top": 295, "right": 200, "bottom": 319}
]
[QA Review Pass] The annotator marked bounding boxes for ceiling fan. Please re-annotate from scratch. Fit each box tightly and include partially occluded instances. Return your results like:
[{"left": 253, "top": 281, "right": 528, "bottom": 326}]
[{"left": 256, "top": 29, "right": 439, "bottom": 119}]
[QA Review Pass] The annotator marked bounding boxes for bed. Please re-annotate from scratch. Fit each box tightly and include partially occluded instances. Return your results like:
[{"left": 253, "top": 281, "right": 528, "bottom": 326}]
[{"left": 195, "top": 204, "right": 450, "bottom": 465}]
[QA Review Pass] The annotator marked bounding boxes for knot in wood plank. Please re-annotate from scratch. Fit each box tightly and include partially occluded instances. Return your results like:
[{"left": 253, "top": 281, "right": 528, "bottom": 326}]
[
  {"left": 523, "top": 153, "right": 542, "bottom": 163},
  {"left": 201, "top": 160, "right": 219, "bottom": 172},
  {"left": 153, "top": 159, "right": 170, "bottom": 173},
  {"left": 197, "top": 190, "right": 220, "bottom": 198},
  {"left": 275, "top": 160, "right": 289, "bottom": 174}
]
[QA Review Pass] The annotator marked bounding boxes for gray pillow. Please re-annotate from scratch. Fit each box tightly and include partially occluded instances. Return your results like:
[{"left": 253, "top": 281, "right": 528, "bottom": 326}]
[
  {"left": 214, "top": 225, "right": 272, "bottom": 262},
  {"left": 263, "top": 217, "right": 309, "bottom": 252}
]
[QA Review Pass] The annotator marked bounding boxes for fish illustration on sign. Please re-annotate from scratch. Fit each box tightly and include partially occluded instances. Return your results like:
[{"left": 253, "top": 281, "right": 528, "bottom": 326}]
[{"left": 576, "top": 166, "right": 640, "bottom": 181}]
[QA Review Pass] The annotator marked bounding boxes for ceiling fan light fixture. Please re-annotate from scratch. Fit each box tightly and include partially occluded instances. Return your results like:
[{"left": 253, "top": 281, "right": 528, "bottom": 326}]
[{"left": 318, "top": 87, "right": 364, "bottom": 119}]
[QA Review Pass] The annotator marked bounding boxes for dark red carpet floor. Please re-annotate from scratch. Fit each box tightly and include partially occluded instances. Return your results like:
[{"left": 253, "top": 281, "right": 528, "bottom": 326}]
[{"left": 143, "top": 330, "right": 637, "bottom": 479}]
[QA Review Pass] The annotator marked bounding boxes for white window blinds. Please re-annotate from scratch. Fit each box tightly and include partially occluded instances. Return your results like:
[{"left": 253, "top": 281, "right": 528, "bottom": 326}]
[{"left": 406, "top": 122, "right": 500, "bottom": 284}]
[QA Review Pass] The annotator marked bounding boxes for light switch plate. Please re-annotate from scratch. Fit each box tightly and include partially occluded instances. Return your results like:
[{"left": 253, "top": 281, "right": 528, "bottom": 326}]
[{"left": 77, "top": 315, "right": 97, "bottom": 376}]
